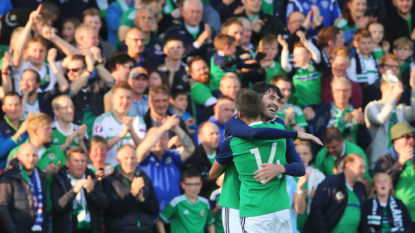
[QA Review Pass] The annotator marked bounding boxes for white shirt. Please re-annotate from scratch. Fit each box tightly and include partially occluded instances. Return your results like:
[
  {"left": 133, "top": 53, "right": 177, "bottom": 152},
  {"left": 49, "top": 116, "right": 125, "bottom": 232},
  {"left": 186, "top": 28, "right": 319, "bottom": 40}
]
[{"left": 12, "top": 60, "right": 57, "bottom": 94}]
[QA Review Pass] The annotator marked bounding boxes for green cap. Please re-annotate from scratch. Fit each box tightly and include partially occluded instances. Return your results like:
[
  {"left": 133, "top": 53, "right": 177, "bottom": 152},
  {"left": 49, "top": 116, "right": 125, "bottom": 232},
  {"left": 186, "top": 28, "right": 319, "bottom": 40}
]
[{"left": 390, "top": 122, "right": 415, "bottom": 142}]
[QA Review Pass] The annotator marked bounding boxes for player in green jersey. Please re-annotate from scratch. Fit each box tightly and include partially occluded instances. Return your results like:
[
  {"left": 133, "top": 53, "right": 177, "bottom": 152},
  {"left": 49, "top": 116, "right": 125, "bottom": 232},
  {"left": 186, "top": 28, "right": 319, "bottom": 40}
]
[{"left": 157, "top": 168, "right": 215, "bottom": 233}]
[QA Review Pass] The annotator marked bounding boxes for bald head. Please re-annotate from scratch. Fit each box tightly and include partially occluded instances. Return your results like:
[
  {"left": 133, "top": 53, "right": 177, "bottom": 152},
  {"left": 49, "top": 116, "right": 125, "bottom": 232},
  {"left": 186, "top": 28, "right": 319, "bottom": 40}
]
[
  {"left": 16, "top": 143, "right": 38, "bottom": 171},
  {"left": 125, "top": 28, "right": 146, "bottom": 55},
  {"left": 198, "top": 121, "right": 220, "bottom": 149}
]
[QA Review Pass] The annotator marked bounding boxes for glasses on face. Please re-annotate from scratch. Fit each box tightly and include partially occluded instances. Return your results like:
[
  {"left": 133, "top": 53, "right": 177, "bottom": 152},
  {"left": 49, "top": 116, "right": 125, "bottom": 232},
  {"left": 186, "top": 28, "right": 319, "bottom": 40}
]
[
  {"left": 381, "top": 64, "right": 400, "bottom": 70},
  {"left": 123, "top": 63, "right": 134, "bottom": 69},
  {"left": 67, "top": 67, "right": 85, "bottom": 73},
  {"left": 58, "top": 105, "right": 75, "bottom": 110},
  {"left": 289, "top": 19, "right": 304, "bottom": 24},
  {"left": 400, "top": 134, "right": 415, "bottom": 140},
  {"left": 184, "top": 182, "right": 201, "bottom": 187}
]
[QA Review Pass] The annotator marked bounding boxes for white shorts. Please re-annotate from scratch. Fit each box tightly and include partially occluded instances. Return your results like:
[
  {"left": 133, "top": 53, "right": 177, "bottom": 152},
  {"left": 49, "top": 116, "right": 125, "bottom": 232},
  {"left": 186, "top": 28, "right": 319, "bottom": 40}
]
[
  {"left": 222, "top": 207, "right": 243, "bottom": 233},
  {"left": 240, "top": 209, "right": 292, "bottom": 233}
]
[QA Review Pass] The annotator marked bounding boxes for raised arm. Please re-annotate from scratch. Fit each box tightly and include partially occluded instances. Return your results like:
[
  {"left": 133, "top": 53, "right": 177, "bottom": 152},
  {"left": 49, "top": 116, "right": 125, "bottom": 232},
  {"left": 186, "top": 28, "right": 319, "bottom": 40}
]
[
  {"left": 13, "top": 5, "right": 42, "bottom": 68},
  {"left": 90, "top": 47, "right": 115, "bottom": 84},
  {"left": 297, "top": 30, "right": 321, "bottom": 64},
  {"left": 47, "top": 48, "right": 69, "bottom": 92},
  {"left": 136, "top": 116, "right": 180, "bottom": 162},
  {"left": 41, "top": 27, "right": 79, "bottom": 56},
  {"left": 404, "top": 69, "right": 415, "bottom": 121},
  {"left": 1, "top": 52, "right": 13, "bottom": 94},
  {"left": 69, "top": 53, "right": 94, "bottom": 96},
  {"left": 172, "top": 125, "right": 195, "bottom": 162},
  {"left": 209, "top": 137, "right": 233, "bottom": 179},
  {"left": 278, "top": 35, "right": 292, "bottom": 72}
]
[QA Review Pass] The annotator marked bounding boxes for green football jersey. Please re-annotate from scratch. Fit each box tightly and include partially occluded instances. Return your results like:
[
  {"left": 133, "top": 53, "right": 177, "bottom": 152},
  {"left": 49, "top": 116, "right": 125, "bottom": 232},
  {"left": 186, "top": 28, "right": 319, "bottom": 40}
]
[
  {"left": 265, "top": 60, "right": 287, "bottom": 83},
  {"left": 275, "top": 103, "right": 308, "bottom": 131},
  {"left": 159, "top": 194, "right": 215, "bottom": 233},
  {"left": 210, "top": 54, "right": 237, "bottom": 91},
  {"left": 330, "top": 186, "right": 361, "bottom": 233},
  {"left": 231, "top": 121, "right": 289, "bottom": 217},
  {"left": 315, "top": 140, "right": 370, "bottom": 180},
  {"left": 51, "top": 122, "right": 88, "bottom": 148},
  {"left": 210, "top": 188, "right": 224, "bottom": 233},
  {"left": 335, "top": 18, "right": 359, "bottom": 31},
  {"left": 115, "top": 8, "right": 137, "bottom": 48},
  {"left": 291, "top": 64, "right": 322, "bottom": 107},
  {"left": 218, "top": 164, "right": 240, "bottom": 210},
  {"left": 395, "top": 161, "right": 415, "bottom": 221}
]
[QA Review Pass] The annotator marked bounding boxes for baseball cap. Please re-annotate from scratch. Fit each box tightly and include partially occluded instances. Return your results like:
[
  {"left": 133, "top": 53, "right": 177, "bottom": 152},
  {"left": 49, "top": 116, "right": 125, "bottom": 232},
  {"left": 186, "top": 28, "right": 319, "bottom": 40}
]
[
  {"left": 129, "top": 67, "right": 149, "bottom": 79},
  {"left": 390, "top": 122, "right": 415, "bottom": 142},
  {"left": 0, "top": 8, "right": 30, "bottom": 45}
]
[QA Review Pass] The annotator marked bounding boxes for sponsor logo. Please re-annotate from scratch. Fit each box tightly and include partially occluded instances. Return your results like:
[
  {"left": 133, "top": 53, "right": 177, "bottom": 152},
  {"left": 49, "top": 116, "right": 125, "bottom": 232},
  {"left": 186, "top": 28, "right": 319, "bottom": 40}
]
[{"left": 183, "top": 209, "right": 189, "bottom": 215}]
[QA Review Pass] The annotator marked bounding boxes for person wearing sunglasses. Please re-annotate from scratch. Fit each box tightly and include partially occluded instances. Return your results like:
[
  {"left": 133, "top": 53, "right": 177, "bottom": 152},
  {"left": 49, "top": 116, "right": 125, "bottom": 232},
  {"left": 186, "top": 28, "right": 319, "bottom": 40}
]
[
  {"left": 365, "top": 63, "right": 415, "bottom": 169},
  {"left": 375, "top": 121, "right": 415, "bottom": 226}
]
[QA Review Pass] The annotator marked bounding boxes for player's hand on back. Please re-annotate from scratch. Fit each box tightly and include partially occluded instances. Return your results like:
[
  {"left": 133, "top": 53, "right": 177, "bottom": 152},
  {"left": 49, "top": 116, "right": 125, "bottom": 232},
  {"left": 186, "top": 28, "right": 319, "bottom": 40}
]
[
  {"left": 253, "top": 163, "right": 286, "bottom": 185},
  {"left": 297, "top": 132, "right": 323, "bottom": 146}
]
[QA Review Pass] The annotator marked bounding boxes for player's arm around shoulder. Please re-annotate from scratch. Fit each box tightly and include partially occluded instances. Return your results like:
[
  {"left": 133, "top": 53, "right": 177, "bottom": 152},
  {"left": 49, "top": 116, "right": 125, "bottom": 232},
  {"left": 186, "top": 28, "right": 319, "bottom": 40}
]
[{"left": 209, "top": 137, "right": 233, "bottom": 179}]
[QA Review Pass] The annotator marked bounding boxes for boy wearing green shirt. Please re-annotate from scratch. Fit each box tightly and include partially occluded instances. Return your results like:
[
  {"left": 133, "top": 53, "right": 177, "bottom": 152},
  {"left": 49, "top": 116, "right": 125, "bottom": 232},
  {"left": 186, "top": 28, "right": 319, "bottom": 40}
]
[
  {"left": 280, "top": 31, "right": 322, "bottom": 107},
  {"left": 157, "top": 168, "right": 215, "bottom": 233},
  {"left": 257, "top": 34, "right": 287, "bottom": 83}
]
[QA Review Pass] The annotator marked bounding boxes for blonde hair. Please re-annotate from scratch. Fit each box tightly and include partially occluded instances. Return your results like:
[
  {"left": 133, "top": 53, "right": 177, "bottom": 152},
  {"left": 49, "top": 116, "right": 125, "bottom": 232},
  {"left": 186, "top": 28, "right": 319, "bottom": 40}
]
[
  {"left": 393, "top": 37, "right": 413, "bottom": 50},
  {"left": 52, "top": 95, "right": 72, "bottom": 109},
  {"left": 368, "top": 172, "right": 395, "bottom": 199},
  {"left": 331, "top": 77, "right": 352, "bottom": 88},
  {"left": 293, "top": 139, "right": 311, "bottom": 150},
  {"left": 27, "top": 113, "right": 53, "bottom": 136},
  {"left": 74, "top": 23, "right": 95, "bottom": 42},
  {"left": 220, "top": 72, "right": 239, "bottom": 86},
  {"left": 214, "top": 34, "right": 235, "bottom": 51},
  {"left": 258, "top": 34, "right": 278, "bottom": 50}
]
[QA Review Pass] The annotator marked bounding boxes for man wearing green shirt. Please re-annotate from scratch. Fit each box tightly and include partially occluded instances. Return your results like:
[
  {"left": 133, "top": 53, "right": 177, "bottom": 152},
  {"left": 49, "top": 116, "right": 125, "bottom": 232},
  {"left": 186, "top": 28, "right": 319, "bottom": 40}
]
[
  {"left": 315, "top": 127, "right": 370, "bottom": 187},
  {"left": 51, "top": 95, "right": 88, "bottom": 154},
  {"left": 304, "top": 153, "right": 367, "bottom": 233},
  {"left": 271, "top": 75, "right": 308, "bottom": 132},
  {"left": 7, "top": 113, "right": 66, "bottom": 213}
]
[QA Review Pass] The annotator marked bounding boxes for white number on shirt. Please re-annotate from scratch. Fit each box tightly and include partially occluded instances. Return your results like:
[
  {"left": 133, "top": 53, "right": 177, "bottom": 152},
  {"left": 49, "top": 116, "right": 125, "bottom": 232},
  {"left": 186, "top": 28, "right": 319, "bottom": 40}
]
[{"left": 250, "top": 142, "right": 280, "bottom": 183}]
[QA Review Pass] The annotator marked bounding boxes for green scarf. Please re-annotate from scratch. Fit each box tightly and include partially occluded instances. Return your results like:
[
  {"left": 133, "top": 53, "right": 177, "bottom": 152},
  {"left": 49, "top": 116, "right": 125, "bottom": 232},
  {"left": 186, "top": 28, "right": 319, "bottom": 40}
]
[
  {"left": 329, "top": 103, "right": 358, "bottom": 144},
  {"left": 67, "top": 173, "right": 91, "bottom": 230}
]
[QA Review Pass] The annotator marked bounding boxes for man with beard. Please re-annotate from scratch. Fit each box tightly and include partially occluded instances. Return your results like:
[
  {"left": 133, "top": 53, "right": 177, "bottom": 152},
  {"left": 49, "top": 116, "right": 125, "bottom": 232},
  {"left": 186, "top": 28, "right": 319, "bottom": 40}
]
[
  {"left": 189, "top": 57, "right": 217, "bottom": 124},
  {"left": 384, "top": 0, "right": 415, "bottom": 52}
]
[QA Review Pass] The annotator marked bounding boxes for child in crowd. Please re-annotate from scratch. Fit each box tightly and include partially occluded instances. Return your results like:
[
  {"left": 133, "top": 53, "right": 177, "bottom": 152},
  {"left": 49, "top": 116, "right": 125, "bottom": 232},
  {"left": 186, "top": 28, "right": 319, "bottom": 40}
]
[
  {"left": 258, "top": 34, "right": 287, "bottom": 83},
  {"left": 32, "top": 13, "right": 53, "bottom": 38},
  {"left": 210, "top": 174, "right": 224, "bottom": 233},
  {"left": 157, "top": 168, "right": 215, "bottom": 233},
  {"left": 332, "top": 156, "right": 345, "bottom": 174},
  {"left": 61, "top": 18, "right": 80, "bottom": 46},
  {"left": 392, "top": 37, "right": 414, "bottom": 76},
  {"left": 279, "top": 31, "right": 322, "bottom": 108},
  {"left": 210, "top": 34, "right": 252, "bottom": 90},
  {"left": 361, "top": 173, "right": 413, "bottom": 232},
  {"left": 367, "top": 22, "right": 389, "bottom": 61},
  {"left": 346, "top": 29, "right": 380, "bottom": 85},
  {"left": 169, "top": 88, "right": 196, "bottom": 134},
  {"left": 294, "top": 140, "right": 325, "bottom": 232}
]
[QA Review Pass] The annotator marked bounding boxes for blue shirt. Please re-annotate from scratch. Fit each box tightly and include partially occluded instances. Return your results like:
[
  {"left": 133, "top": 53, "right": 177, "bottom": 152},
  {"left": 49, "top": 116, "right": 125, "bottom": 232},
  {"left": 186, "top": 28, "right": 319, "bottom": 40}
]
[
  {"left": 286, "top": 0, "right": 341, "bottom": 28},
  {"left": 169, "top": 106, "right": 196, "bottom": 130},
  {"left": 105, "top": 0, "right": 134, "bottom": 46},
  {"left": 0, "top": 0, "right": 12, "bottom": 16},
  {"left": 286, "top": 176, "right": 301, "bottom": 233},
  {"left": 138, "top": 149, "right": 183, "bottom": 212},
  {"left": 129, "top": 95, "right": 149, "bottom": 118}
]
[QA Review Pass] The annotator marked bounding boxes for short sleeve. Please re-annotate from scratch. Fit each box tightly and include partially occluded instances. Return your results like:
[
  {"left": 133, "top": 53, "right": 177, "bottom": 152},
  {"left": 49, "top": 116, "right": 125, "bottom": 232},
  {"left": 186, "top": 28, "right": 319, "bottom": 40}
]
[
  {"left": 293, "top": 106, "right": 308, "bottom": 128},
  {"left": 119, "top": 9, "right": 136, "bottom": 27},
  {"left": 206, "top": 209, "right": 215, "bottom": 226},
  {"left": 159, "top": 201, "right": 176, "bottom": 222},
  {"left": 335, "top": 18, "right": 348, "bottom": 30},
  {"left": 133, "top": 116, "right": 147, "bottom": 139},
  {"left": 216, "top": 137, "right": 233, "bottom": 165},
  {"left": 191, "top": 83, "right": 214, "bottom": 106}
]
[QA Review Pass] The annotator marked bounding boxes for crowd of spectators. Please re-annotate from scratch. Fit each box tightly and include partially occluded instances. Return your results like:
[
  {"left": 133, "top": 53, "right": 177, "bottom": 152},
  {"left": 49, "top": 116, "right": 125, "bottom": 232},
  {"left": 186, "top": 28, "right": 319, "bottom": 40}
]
[{"left": 0, "top": 0, "right": 415, "bottom": 232}]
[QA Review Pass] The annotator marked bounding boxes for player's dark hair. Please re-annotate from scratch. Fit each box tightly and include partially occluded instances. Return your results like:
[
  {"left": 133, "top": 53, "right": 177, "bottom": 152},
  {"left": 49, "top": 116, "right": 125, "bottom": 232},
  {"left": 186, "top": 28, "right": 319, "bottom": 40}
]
[
  {"left": 251, "top": 81, "right": 283, "bottom": 99},
  {"left": 235, "top": 88, "right": 263, "bottom": 120},
  {"left": 108, "top": 52, "right": 135, "bottom": 72},
  {"left": 170, "top": 88, "right": 188, "bottom": 100},
  {"left": 322, "top": 127, "right": 344, "bottom": 143},
  {"left": 2, "top": 91, "right": 22, "bottom": 105},
  {"left": 181, "top": 168, "right": 201, "bottom": 182}
]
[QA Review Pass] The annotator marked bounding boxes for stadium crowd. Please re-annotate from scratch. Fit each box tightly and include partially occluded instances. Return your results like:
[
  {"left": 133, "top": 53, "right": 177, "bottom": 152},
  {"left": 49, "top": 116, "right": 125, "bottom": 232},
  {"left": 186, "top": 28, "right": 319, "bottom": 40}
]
[{"left": 0, "top": 0, "right": 414, "bottom": 232}]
